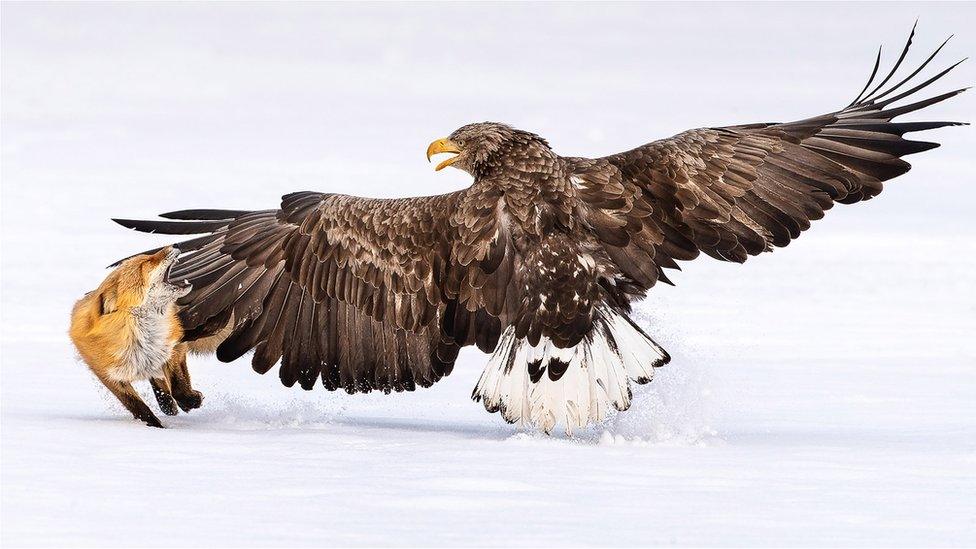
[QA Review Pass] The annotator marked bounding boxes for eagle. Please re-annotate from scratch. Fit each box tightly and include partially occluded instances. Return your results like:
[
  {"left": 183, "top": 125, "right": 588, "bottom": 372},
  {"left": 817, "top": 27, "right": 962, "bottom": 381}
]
[{"left": 115, "top": 29, "right": 965, "bottom": 434}]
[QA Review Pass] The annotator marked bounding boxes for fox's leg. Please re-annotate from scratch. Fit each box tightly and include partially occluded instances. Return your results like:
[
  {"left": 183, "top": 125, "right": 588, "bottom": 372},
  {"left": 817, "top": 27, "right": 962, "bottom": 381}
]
[
  {"left": 93, "top": 372, "right": 163, "bottom": 428},
  {"left": 166, "top": 345, "right": 203, "bottom": 412},
  {"left": 149, "top": 377, "right": 179, "bottom": 416}
]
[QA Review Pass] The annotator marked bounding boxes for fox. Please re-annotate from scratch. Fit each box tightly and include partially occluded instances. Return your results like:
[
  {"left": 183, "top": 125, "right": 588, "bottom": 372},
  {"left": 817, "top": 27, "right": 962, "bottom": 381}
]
[{"left": 69, "top": 246, "right": 203, "bottom": 427}]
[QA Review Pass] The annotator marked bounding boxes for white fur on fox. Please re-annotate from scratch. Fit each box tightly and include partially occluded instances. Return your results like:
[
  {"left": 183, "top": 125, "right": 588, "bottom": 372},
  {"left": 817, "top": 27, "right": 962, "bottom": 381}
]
[
  {"left": 108, "top": 258, "right": 188, "bottom": 383},
  {"left": 108, "top": 304, "right": 179, "bottom": 382},
  {"left": 473, "top": 306, "right": 669, "bottom": 434}
]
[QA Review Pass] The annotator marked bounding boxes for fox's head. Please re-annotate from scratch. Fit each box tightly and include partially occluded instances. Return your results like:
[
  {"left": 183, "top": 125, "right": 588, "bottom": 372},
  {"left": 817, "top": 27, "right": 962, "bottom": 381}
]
[{"left": 99, "top": 247, "right": 191, "bottom": 315}]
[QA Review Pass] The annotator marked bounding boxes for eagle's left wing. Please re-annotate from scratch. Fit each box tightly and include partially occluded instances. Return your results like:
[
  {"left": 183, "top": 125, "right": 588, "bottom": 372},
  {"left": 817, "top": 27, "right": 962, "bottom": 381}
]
[
  {"left": 569, "top": 29, "right": 967, "bottom": 298},
  {"left": 114, "top": 188, "right": 516, "bottom": 393}
]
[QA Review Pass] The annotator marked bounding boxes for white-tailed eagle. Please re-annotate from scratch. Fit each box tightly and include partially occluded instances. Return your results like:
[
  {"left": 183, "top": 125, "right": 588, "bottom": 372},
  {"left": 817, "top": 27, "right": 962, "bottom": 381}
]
[{"left": 115, "top": 28, "right": 966, "bottom": 433}]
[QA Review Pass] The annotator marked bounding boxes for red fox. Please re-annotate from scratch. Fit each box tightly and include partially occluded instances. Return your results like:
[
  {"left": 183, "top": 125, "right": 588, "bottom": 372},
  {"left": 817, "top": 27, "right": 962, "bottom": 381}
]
[{"left": 69, "top": 246, "right": 202, "bottom": 427}]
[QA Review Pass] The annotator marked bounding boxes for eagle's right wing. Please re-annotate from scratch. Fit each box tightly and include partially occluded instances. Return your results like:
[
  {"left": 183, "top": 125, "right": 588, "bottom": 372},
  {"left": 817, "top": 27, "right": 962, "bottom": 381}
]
[
  {"left": 114, "top": 187, "right": 517, "bottom": 393},
  {"left": 570, "top": 28, "right": 966, "bottom": 298}
]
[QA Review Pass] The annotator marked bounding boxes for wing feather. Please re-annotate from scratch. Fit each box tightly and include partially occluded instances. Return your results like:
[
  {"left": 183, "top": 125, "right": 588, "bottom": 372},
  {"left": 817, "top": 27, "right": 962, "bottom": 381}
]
[
  {"left": 113, "top": 186, "right": 515, "bottom": 393},
  {"left": 570, "top": 29, "right": 965, "bottom": 297}
]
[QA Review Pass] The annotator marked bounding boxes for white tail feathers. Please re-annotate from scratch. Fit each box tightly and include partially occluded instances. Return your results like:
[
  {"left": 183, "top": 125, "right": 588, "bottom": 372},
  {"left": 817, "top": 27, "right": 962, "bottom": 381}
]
[{"left": 472, "top": 306, "right": 670, "bottom": 435}]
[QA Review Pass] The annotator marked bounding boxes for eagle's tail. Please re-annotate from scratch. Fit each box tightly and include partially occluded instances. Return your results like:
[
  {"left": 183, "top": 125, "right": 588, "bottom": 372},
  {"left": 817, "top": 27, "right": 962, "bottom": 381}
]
[{"left": 472, "top": 306, "right": 669, "bottom": 435}]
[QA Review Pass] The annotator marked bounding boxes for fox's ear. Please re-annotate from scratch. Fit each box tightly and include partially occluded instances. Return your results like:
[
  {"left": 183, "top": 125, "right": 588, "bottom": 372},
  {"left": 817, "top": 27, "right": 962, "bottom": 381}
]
[{"left": 99, "top": 287, "right": 118, "bottom": 315}]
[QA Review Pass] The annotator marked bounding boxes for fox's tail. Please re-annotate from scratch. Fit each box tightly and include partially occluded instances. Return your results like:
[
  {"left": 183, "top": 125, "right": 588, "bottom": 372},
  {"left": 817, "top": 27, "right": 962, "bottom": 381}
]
[{"left": 472, "top": 306, "right": 670, "bottom": 434}]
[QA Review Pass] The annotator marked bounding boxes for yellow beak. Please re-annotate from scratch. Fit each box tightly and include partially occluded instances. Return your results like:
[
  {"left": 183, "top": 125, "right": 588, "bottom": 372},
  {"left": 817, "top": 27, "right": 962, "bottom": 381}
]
[{"left": 426, "top": 138, "right": 462, "bottom": 171}]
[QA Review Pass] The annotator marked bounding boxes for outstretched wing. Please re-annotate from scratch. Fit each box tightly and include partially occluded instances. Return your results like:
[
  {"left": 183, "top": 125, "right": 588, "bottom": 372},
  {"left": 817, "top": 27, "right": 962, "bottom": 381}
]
[
  {"left": 115, "top": 187, "right": 516, "bottom": 393},
  {"left": 570, "top": 28, "right": 967, "bottom": 295}
]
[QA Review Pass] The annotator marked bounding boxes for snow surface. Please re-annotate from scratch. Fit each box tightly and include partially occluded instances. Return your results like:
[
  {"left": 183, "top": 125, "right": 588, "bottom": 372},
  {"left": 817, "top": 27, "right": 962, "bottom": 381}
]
[{"left": 2, "top": 3, "right": 975, "bottom": 547}]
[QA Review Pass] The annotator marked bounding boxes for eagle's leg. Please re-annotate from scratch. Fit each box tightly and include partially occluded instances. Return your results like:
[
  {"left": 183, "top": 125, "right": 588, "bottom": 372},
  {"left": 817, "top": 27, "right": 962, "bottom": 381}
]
[
  {"left": 472, "top": 305, "right": 670, "bottom": 435},
  {"left": 472, "top": 234, "right": 670, "bottom": 434}
]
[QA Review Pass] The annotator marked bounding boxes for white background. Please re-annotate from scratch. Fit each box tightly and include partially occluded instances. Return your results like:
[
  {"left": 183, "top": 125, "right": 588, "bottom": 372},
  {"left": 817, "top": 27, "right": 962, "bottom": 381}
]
[{"left": 2, "top": 3, "right": 974, "bottom": 546}]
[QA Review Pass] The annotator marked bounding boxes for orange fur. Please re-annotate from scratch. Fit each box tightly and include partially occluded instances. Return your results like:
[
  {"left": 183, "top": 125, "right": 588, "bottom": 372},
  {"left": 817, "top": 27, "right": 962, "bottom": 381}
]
[{"left": 69, "top": 247, "right": 195, "bottom": 427}]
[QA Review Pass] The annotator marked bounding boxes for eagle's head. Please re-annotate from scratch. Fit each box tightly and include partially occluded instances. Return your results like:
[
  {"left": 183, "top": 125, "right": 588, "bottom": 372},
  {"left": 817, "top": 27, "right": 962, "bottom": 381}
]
[{"left": 426, "top": 122, "right": 551, "bottom": 176}]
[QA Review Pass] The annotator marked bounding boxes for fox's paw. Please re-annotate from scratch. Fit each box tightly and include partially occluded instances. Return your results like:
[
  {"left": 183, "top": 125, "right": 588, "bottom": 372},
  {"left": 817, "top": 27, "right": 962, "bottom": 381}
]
[
  {"left": 158, "top": 398, "right": 179, "bottom": 416},
  {"left": 175, "top": 390, "right": 203, "bottom": 412},
  {"left": 139, "top": 414, "right": 164, "bottom": 428},
  {"left": 152, "top": 389, "right": 179, "bottom": 416},
  {"left": 150, "top": 379, "right": 179, "bottom": 416}
]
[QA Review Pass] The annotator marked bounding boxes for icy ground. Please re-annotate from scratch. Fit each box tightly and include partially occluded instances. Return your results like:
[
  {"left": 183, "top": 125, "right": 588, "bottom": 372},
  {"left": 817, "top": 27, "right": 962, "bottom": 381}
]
[{"left": 2, "top": 3, "right": 975, "bottom": 547}]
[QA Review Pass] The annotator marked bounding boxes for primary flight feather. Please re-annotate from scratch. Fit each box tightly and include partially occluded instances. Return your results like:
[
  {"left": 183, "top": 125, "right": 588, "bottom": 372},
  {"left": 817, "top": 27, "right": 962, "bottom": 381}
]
[{"left": 115, "top": 27, "right": 966, "bottom": 433}]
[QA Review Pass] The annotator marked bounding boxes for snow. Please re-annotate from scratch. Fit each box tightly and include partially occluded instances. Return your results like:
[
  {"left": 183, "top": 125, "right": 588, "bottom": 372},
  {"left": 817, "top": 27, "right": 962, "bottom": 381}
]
[{"left": 2, "top": 3, "right": 974, "bottom": 547}]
